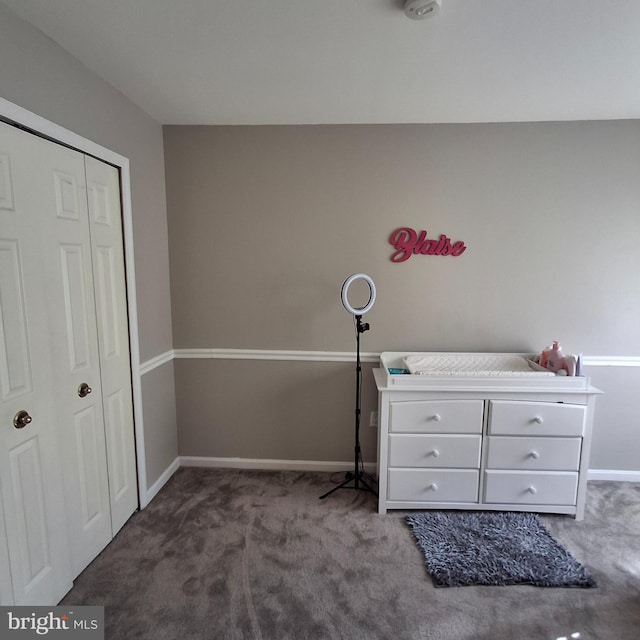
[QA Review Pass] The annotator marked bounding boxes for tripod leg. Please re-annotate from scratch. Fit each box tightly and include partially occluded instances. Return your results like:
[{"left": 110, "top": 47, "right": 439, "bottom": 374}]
[
  {"left": 319, "top": 470, "right": 378, "bottom": 500},
  {"left": 319, "top": 473, "right": 355, "bottom": 500},
  {"left": 320, "top": 313, "right": 378, "bottom": 500},
  {"left": 356, "top": 474, "right": 377, "bottom": 496}
]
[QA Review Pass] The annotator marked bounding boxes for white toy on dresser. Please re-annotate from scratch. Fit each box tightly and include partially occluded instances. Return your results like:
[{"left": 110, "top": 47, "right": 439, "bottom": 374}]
[{"left": 374, "top": 352, "right": 602, "bottom": 520}]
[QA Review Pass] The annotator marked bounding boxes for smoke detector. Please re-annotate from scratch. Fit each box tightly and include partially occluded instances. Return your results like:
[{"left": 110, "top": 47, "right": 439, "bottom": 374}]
[{"left": 404, "top": 0, "right": 441, "bottom": 20}]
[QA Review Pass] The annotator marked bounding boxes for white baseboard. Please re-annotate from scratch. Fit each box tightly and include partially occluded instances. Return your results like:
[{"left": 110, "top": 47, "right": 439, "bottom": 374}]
[
  {"left": 143, "top": 456, "right": 181, "bottom": 507},
  {"left": 180, "top": 455, "right": 377, "bottom": 474},
  {"left": 141, "top": 459, "right": 638, "bottom": 509},
  {"left": 588, "top": 469, "right": 640, "bottom": 482}
]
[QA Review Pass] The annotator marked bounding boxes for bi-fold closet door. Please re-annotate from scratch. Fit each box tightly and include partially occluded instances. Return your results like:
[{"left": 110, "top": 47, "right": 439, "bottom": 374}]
[{"left": 0, "top": 121, "right": 138, "bottom": 605}]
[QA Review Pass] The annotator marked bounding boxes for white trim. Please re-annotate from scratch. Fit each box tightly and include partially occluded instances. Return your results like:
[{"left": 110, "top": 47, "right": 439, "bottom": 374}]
[
  {"left": 588, "top": 469, "right": 640, "bottom": 483},
  {"left": 174, "top": 348, "right": 379, "bottom": 363},
  {"left": 581, "top": 356, "right": 640, "bottom": 367},
  {"left": 118, "top": 161, "right": 148, "bottom": 510},
  {"left": 139, "top": 349, "right": 175, "bottom": 375},
  {"left": 0, "top": 98, "right": 149, "bottom": 509},
  {"left": 144, "top": 457, "right": 181, "bottom": 506},
  {"left": 180, "top": 456, "right": 377, "bottom": 474},
  {"left": 154, "top": 349, "right": 640, "bottom": 367},
  {"left": 1, "top": 98, "right": 127, "bottom": 168}
]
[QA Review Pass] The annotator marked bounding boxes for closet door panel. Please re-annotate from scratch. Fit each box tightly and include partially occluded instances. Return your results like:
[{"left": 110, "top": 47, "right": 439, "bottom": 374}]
[
  {"left": 0, "top": 152, "right": 15, "bottom": 210},
  {"left": 0, "top": 491, "right": 12, "bottom": 605},
  {"left": 38, "top": 140, "right": 112, "bottom": 578},
  {"left": 93, "top": 246, "right": 120, "bottom": 359},
  {"left": 85, "top": 156, "right": 138, "bottom": 534},
  {"left": 74, "top": 406, "right": 107, "bottom": 527},
  {"left": 0, "top": 122, "right": 73, "bottom": 604},
  {"left": 104, "top": 389, "right": 129, "bottom": 501},
  {"left": 0, "top": 240, "right": 31, "bottom": 399},
  {"left": 59, "top": 243, "right": 93, "bottom": 371},
  {"left": 9, "top": 438, "right": 51, "bottom": 585}
]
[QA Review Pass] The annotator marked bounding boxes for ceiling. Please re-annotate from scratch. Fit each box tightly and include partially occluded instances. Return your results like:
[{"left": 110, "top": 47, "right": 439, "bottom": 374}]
[{"left": 3, "top": 0, "right": 640, "bottom": 125}]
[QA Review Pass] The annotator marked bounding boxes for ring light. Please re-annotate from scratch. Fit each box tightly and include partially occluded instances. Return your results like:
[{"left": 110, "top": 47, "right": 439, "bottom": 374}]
[
  {"left": 321, "top": 274, "right": 377, "bottom": 500},
  {"left": 341, "top": 273, "right": 376, "bottom": 316}
]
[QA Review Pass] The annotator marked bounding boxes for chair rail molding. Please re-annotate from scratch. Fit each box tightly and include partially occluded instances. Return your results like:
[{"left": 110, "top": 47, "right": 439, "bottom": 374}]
[
  {"left": 138, "top": 349, "right": 640, "bottom": 374},
  {"left": 139, "top": 349, "right": 175, "bottom": 375}
]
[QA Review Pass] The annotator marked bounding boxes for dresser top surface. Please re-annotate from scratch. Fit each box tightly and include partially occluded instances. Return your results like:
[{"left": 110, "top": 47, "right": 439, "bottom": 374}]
[{"left": 375, "top": 352, "right": 602, "bottom": 394}]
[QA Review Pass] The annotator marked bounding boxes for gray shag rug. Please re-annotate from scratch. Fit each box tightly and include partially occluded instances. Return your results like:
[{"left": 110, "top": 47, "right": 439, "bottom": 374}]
[{"left": 406, "top": 511, "right": 597, "bottom": 588}]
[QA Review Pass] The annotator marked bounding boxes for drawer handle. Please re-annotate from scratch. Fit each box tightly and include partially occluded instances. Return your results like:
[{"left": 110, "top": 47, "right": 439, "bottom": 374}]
[
  {"left": 431, "top": 414, "right": 442, "bottom": 422},
  {"left": 428, "top": 483, "right": 438, "bottom": 491},
  {"left": 533, "top": 416, "right": 544, "bottom": 424},
  {"left": 430, "top": 449, "right": 440, "bottom": 458},
  {"left": 529, "top": 450, "right": 540, "bottom": 459},
  {"left": 527, "top": 485, "right": 537, "bottom": 495}
]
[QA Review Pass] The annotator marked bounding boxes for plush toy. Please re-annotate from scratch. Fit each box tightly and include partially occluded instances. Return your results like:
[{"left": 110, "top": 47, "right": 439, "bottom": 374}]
[{"left": 537, "top": 341, "right": 577, "bottom": 376}]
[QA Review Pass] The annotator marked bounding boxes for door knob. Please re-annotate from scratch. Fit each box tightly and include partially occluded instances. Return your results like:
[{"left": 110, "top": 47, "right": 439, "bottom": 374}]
[
  {"left": 13, "top": 410, "right": 32, "bottom": 429},
  {"left": 78, "top": 382, "right": 92, "bottom": 398}
]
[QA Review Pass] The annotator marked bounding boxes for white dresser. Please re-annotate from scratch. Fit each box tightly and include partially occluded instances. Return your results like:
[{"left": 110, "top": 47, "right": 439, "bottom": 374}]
[{"left": 374, "top": 353, "right": 602, "bottom": 519}]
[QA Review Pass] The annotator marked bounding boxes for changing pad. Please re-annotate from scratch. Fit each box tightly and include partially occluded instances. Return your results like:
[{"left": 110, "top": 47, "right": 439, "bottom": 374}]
[{"left": 404, "top": 353, "right": 555, "bottom": 377}]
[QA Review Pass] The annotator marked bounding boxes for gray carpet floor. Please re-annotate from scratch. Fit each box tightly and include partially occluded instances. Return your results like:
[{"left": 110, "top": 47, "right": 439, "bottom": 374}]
[{"left": 61, "top": 468, "right": 640, "bottom": 640}]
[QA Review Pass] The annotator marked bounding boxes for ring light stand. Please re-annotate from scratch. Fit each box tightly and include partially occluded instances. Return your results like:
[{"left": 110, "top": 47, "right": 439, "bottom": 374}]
[{"left": 320, "top": 274, "right": 378, "bottom": 500}]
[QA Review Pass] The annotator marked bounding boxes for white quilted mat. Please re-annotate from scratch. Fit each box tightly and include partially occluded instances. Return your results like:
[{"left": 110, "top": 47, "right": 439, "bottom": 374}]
[{"left": 404, "top": 353, "right": 555, "bottom": 377}]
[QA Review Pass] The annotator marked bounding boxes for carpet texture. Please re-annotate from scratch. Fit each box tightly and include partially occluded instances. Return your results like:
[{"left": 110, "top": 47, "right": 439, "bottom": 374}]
[
  {"left": 61, "top": 469, "right": 640, "bottom": 640},
  {"left": 406, "top": 511, "right": 597, "bottom": 588}
]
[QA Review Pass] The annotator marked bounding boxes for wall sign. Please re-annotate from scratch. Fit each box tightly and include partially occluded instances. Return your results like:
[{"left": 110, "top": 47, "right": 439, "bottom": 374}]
[{"left": 389, "top": 227, "right": 467, "bottom": 263}]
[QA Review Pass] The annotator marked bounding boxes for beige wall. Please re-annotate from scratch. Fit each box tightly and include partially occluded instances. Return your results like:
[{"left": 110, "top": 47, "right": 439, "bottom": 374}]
[
  {"left": 175, "top": 359, "right": 378, "bottom": 465},
  {"left": 164, "top": 123, "right": 640, "bottom": 355},
  {"left": 164, "top": 123, "right": 640, "bottom": 471},
  {"left": 140, "top": 363, "right": 180, "bottom": 487},
  {"left": 4, "top": 0, "right": 633, "bottom": 479},
  {"left": 585, "top": 365, "right": 640, "bottom": 472},
  {"left": 0, "top": 4, "right": 178, "bottom": 490}
]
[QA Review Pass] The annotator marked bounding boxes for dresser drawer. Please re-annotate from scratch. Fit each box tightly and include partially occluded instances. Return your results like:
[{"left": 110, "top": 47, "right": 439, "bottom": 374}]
[
  {"left": 389, "top": 434, "right": 482, "bottom": 468},
  {"left": 484, "top": 470, "right": 578, "bottom": 506},
  {"left": 389, "top": 400, "right": 483, "bottom": 434},
  {"left": 488, "top": 400, "right": 586, "bottom": 437},
  {"left": 486, "top": 436, "right": 581, "bottom": 471},
  {"left": 388, "top": 469, "right": 479, "bottom": 502}
]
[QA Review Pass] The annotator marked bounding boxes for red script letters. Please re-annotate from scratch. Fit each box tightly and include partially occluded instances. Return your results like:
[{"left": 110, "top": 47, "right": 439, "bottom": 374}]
[{"left": 389, "top": 227, "right": 467, "bottom": 263}]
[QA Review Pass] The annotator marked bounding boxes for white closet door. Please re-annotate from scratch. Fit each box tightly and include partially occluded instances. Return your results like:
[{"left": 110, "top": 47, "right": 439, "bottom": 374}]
[
  {"left": 37, "top": 139, "right": 112, "bottom": 578},
  {"left": 84, "top": 156, "right": 137, "bottom": 534},
  {"left": 0, "top": 122, "right": 73, "bottom": 604}
]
